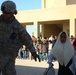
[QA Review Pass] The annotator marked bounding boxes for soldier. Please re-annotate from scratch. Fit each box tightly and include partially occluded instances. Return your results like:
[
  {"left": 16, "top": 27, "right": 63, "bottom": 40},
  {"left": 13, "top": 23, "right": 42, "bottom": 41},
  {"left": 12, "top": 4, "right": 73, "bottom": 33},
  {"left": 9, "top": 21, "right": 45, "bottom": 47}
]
[{"left": 0, "top": 0, "right": 40, "bottom": 75}]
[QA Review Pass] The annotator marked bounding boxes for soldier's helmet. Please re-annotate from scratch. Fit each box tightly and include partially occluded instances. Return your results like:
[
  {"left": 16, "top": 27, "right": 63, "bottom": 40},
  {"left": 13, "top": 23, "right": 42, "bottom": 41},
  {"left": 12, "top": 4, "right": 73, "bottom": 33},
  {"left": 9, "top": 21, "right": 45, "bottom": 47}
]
[{"left": 1, "top": 1, "right": 17, "bottom": 15}]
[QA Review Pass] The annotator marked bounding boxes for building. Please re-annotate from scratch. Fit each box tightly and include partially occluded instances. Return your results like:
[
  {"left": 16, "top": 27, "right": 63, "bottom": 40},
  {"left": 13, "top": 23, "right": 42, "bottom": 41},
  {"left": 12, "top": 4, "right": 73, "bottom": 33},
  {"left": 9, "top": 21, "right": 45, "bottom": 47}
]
[{"left": 15, "top": 0, "right": 76, "bottom": 38}]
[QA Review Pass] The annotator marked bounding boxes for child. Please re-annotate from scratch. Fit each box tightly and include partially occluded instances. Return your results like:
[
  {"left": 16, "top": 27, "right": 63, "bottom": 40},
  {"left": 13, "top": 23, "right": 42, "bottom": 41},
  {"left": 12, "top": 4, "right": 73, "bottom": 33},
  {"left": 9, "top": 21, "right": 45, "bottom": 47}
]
[{"left": 48, "top": 32, "right": 74, "bottom": 75}]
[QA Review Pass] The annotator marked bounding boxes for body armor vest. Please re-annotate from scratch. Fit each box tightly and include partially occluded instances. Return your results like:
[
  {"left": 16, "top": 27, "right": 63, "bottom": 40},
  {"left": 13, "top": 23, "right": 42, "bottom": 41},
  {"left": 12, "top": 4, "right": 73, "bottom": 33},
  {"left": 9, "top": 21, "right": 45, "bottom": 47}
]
[{"left": 0, "top": 16, "right": 22, "bottom": 55}]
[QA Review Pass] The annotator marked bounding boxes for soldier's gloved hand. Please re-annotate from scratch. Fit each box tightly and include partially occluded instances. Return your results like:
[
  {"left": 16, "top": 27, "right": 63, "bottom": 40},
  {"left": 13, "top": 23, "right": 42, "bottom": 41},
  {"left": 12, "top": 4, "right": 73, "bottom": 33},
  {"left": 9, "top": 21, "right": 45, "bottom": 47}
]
[
  {"left": 31, "top": 52, "right": 41, "bottom": 62},
  {"left": 10, "top": 32, "right": 17, "bottom": 40}
]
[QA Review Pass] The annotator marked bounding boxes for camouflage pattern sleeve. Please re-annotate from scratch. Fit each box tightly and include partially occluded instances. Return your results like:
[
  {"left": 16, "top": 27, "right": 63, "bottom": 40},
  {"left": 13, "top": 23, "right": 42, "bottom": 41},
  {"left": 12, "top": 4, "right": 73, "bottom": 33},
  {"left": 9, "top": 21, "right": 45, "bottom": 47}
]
[{"left": 17, "top": 22, "right": 35, "bottom": 52}]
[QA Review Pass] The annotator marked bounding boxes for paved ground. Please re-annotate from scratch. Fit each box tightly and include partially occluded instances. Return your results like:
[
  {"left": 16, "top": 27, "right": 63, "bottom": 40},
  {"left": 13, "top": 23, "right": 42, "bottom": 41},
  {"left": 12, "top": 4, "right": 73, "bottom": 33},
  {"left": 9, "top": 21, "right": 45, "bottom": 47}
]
[{"left": 15, "top": 59, "right": 59, "bottom": 75}]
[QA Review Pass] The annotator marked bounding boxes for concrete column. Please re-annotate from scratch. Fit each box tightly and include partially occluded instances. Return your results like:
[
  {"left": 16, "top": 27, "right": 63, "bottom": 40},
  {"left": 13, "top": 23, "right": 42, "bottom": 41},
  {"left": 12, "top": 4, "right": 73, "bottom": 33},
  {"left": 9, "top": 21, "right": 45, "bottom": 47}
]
[
  {"left": 69, "top": 19, "right": 76, "bottom": 37},
  {"left": 42, "top": 0, "right": 46, "bottom": 8},
  {"left": 33, "top": 21, "right": 40, "bottom": 38},
  {"left": 63, "top": 22, "right": 69, "bottom": 34},
  {"left": 41, "top": 24, "right": 45, "bottom": 38}
]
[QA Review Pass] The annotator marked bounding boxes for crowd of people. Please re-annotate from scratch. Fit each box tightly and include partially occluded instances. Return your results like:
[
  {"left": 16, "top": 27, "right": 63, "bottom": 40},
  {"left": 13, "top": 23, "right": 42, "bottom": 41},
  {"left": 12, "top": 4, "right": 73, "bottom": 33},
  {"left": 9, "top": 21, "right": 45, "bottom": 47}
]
[
  {"left": 17, "top": 34, "right": 76, "bottom": 61},
  {"left": 17, "top": 34, "right": 58, "bottom": 61}
]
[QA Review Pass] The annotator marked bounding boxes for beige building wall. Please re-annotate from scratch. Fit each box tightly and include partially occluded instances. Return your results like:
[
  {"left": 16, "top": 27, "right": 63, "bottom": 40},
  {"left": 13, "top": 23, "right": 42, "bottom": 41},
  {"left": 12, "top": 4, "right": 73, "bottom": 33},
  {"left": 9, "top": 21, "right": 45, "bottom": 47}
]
[
  {"left": 42, "top": 0, "right": 76, "bottom": 8},
  {"left": 16, "top": 5, "right": 76, "bottom": 22},
  {"left": 14, "top": 0, "right": 76, "bottom": 38},
  {"left": 44, "top": 0, "right": 66, "bottom": 8}
]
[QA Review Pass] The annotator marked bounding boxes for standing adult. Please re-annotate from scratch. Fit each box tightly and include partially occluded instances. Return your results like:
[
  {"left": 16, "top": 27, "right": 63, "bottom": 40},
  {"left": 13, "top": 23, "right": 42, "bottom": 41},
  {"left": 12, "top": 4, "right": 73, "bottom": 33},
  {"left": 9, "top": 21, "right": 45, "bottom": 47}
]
[{"left": 0, "top": 1, "right": 40, "bottom": 75}]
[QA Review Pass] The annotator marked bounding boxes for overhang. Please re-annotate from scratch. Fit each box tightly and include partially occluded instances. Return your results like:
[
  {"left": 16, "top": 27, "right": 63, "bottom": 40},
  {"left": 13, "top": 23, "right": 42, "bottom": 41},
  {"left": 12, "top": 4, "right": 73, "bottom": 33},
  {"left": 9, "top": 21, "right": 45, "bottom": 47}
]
[{"left": 15, "top": 4, "right": 76, "bottom": 23}]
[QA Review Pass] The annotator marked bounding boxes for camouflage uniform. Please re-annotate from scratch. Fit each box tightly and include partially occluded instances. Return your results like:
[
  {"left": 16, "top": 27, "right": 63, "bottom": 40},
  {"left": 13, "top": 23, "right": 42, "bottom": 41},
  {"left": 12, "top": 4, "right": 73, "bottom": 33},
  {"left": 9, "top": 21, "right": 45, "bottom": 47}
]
[{"left": 0, "top": 1, "right": 38, "bottom": 75}]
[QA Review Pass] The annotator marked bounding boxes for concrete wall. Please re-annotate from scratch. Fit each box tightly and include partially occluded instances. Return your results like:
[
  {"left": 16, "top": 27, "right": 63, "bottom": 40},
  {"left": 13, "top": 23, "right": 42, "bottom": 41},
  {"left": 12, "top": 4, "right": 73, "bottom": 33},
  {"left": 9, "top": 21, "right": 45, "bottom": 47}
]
[
  {"left": 15, "top": 4, "right": 76, "bottom": 37},
  {"left": 42, "top": 0, "right": 76, "bottom": 8},
  {"left": 45, "top": 0, "right": 66, "bottom": 8},
  {"left": 43, "top": 24, "right": 61, "bottom": 37},
  {"left": 15, "top": 5, "right": 76, "bottom": 23},
  {"left": 66, "top": 0, "right": 76, "bottom": 5}
]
